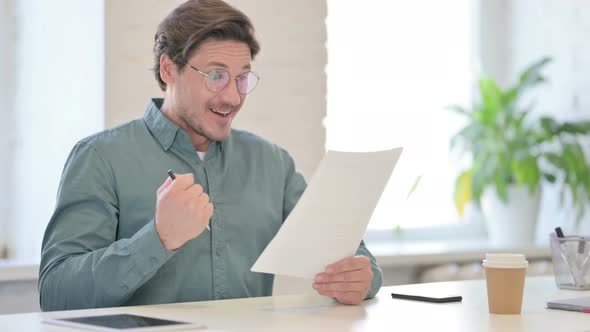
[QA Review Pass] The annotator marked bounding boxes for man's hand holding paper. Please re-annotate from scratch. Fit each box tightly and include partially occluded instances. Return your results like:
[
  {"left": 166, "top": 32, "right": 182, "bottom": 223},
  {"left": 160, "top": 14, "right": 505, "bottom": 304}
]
[
  {"left": 313, "top": 256, "right": 374, "bottom": 305},
  {"left": 251, "top": 148, "right": 403, "bottom": 303}
]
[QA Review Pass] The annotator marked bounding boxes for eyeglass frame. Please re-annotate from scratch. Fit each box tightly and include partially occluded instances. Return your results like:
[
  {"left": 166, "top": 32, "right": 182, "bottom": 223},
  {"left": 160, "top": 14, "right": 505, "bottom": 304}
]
[{"left": 184, "top": 63, "right": 260, "bottom": 95}]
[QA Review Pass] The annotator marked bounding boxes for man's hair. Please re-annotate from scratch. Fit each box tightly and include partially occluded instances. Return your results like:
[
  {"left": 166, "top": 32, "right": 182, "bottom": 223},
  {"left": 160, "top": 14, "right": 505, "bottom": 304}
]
[{"left": 153, "top": 0, "right": 260, "bottom": 91}]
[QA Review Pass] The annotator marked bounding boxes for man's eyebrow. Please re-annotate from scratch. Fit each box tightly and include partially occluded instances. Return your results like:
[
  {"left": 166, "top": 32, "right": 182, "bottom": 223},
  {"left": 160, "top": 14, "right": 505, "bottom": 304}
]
[
  {"left": 205, "top": 61, "right": 229, "bottom": 68},
  {"left": 205, "top": 61, "right": 251, "bottom": 70}
]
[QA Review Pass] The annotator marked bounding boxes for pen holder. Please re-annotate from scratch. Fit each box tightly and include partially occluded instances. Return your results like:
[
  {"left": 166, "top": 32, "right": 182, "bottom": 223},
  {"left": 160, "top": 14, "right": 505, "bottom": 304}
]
[{"left": 550, "top": 235, "right": 590, "bottom": 290}]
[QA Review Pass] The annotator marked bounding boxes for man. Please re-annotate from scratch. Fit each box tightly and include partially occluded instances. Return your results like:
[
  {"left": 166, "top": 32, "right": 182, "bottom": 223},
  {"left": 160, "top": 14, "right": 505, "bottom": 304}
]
[{"left": 39, "top": 0, "right": 382, "bottom": 311}]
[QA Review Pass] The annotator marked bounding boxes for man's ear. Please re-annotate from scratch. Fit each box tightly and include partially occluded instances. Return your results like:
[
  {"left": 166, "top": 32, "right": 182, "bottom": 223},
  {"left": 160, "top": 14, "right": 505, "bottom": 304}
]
[{"left": 160, "top": 54, "right": 177, "bottom": 85}]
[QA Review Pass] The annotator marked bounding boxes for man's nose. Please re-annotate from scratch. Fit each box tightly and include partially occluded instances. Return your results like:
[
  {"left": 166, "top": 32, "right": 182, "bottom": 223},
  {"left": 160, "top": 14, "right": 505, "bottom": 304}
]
[{"left": 218, "top": 79, "right": 242, "bottom": 106}]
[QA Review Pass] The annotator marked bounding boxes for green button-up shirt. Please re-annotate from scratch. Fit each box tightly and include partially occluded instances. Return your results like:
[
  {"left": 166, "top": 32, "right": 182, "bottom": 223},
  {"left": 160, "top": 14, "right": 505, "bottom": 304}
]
[{"left": 39, "top": 99, "right": 383, "bottom": 311}]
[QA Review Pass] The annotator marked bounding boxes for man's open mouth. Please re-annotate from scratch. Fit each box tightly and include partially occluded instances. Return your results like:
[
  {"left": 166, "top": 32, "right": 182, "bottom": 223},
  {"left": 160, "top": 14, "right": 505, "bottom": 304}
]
[{"left": 210, "top": 108, "right": 230, "bottom": 117}]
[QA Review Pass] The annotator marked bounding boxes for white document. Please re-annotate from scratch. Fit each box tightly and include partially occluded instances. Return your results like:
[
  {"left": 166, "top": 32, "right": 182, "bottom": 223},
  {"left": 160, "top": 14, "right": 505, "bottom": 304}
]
[{"left": 251, "top": 148, "right": 403, "bottom": 279}]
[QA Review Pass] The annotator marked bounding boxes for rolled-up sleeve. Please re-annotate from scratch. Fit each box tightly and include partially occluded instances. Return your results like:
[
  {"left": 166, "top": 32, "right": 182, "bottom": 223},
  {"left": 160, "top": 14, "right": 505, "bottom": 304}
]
[{"left": 355, "top": 240, "right": 383, "bottom": 299}]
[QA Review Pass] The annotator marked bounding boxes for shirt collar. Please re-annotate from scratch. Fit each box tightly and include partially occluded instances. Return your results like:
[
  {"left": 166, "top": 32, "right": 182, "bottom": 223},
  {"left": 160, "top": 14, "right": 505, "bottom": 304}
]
[
  {"left": 143, "top": 98, "right": 181, "bottom": 151},
  {"left": 143, "top": 98, "right": 227, "bottom": 154}
]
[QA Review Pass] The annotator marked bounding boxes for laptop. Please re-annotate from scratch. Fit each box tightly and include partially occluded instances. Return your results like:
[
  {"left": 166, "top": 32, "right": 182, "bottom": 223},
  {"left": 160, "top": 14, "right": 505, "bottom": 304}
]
[{"left": 547, "top": 296, "right": 590, "bottom": 313}]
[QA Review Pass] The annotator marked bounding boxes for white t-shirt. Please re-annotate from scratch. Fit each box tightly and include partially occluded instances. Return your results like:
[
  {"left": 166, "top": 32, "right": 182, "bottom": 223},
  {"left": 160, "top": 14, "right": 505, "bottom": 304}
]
[{"left": 197, "top": 151, "right": 206, "bottom": 161}]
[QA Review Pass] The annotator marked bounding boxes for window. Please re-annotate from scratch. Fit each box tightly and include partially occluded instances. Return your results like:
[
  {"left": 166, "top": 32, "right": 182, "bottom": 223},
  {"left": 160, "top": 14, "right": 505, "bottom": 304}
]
[
  {"left": 326, "top": 1, "right": 477, "bottom": 231},
  {"left": 0, "top": 1, "right": 104, "bottom": 260}
]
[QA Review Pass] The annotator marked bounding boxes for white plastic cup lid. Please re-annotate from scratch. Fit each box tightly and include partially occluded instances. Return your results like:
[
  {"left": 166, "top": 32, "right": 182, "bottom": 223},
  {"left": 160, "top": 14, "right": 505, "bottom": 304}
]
[{"left": 482, "top": 253, "right": 528, "bottom": 269}]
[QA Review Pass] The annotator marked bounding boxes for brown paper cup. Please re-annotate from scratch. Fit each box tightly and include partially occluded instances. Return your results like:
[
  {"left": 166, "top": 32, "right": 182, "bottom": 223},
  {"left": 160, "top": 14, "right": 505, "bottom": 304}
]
[{"left": 485, "top": 266, "right": 526, "bottom": 314}]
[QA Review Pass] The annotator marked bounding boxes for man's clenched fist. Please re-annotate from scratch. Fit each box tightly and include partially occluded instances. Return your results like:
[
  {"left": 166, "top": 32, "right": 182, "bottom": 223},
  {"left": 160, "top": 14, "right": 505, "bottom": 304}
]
[{"left": 155, "top": 173, "right": 213, "bottom": 251}]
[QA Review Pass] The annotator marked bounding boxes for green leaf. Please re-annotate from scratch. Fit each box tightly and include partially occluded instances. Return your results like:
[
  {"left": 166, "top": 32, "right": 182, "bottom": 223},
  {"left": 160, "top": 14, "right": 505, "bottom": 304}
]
[
  {"left": 406, "top": 175, "right": 422, "bottom": 200},
  {"left": 494, "top": 169, "right": 508, "bottom": 202},
  {"left": 538, "top": 117, "right": 559, "bottom": 141},
  {"left": 571, "top": 143, "right": 590, "bottom": 195},
  {"left": 543, "top": 173, "right": 557, "bottom": 183},
  {"left": 578, "top": 160, "right": 590, "bottom": 196},
  {"left": 454, "top": 170, "right": 472, "bottom": 217},
  {"left": 559, "top": 122, "right": 590, "bottom": 135},
  {"left": 567, "top": 178, "right": 579, "bottom": 206},
  {"left": 518, "top": 56, "right": 552, "bottom": 90},
  {"left": 503, "top": 87, "right": 518, "bottom": 106},
  {"left": 544, "top": 152, "right": 563, "bottom": 169},
  {"left": 559, "top": 143, "right": 590, "bottom": 220},
  {"left": 532, "top": 118, "right": 555, "bottom": 144},
  {"left": 571, "top": 144, "right": 586, "bottom": 174},
  {"left": 563, "top": 144, "right": 579, "bottom": 179},
  {"left": 473, "top": 106, "right": 496, "bottom": 128},
  {"left": 446, "top": 105, "right": 471, "bottom": 117},
  {"left": 471, "top": 152, "right": 497, "bottom": 205},
  {"left": 479, "top": 78, "right": 504, "bottom": 119},
  {"left": 513, "top": 112, "right": 527, "bottom": 129},
  {"left": 450, "top": 124, "right": 481, "bottom": 152},
  {"left": 511, "top": 156, "right": 541, "bottom": 194}
]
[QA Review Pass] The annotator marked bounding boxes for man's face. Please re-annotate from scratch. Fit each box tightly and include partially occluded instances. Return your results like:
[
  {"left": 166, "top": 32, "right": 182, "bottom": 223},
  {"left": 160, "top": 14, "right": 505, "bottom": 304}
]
[{"left": 173, "top": 39, "right": 252, "bottom": 145}]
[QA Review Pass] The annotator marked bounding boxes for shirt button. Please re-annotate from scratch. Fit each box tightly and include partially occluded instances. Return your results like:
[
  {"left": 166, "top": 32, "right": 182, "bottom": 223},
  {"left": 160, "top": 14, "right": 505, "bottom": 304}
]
[
  {"left": 216, "top": 247, "right": 223, "bottom": 256},
  {"left": 151, "top": 257, "right": 158, "bottom": 265}
]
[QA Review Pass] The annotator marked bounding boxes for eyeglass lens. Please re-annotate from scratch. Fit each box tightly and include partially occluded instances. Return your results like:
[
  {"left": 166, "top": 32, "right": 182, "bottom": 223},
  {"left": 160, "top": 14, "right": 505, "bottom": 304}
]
[{"left": 206, "top": 70, "right": 258, "bottom": 94}]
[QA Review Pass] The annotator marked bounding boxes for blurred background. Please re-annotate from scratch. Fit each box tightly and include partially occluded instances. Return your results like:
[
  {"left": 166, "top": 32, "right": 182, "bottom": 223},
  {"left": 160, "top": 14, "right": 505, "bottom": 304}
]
[{"left": 0, "top": 0, "right": 589, "bottom": 314}]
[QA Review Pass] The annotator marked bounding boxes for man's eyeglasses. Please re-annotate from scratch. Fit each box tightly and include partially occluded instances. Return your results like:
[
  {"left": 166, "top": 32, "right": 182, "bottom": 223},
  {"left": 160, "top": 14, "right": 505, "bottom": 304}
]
[{"left": 185, "top": 64, "right": 260, "bottom": 95}]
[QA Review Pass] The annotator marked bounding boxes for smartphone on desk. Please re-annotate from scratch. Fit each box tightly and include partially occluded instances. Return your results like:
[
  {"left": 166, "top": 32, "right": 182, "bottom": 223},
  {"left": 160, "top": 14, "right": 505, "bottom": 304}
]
[{"left": 391, "top": 292, "right": 462, "bottom": 303}]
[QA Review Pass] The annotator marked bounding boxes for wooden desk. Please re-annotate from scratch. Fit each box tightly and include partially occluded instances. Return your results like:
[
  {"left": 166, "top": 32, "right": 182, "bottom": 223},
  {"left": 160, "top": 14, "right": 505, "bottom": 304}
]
[{"left": 1, "top": 276, "right": 589, "bottom": 331}]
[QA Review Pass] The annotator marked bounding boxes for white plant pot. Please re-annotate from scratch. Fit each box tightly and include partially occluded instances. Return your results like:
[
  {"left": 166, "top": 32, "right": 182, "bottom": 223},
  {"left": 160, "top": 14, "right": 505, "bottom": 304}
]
[{"left": 481, "top": 185, "right": 541, "bottom": 246}]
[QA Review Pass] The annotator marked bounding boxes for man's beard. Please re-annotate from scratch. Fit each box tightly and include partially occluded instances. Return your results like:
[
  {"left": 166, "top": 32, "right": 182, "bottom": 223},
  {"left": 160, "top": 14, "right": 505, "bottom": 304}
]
[{"left": 179, "top": 110, "right": 225, "bottom": 143}]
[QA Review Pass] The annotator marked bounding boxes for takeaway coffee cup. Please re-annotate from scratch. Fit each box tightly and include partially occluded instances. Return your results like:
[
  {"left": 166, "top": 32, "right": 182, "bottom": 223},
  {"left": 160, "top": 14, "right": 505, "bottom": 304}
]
[{"left": 482, "top": 253, "right": 528, "bottom": 314}]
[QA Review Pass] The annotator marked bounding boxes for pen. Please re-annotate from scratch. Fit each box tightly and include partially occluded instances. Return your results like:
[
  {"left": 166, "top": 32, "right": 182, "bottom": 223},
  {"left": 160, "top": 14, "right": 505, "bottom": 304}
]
[
  {"left": 167, "top": 169, "right": 211, "bottom": 232},
  {"left": 555, "top": 227, "right": 565, "bottom": 238}
]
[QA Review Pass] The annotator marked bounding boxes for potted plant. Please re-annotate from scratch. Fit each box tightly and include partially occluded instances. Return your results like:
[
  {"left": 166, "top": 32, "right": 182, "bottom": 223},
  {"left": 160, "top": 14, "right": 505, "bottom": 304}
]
[{"left": 451, "top": 56, "right": 590, "bottom": 246}]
